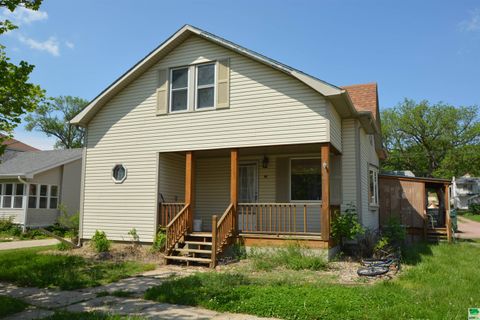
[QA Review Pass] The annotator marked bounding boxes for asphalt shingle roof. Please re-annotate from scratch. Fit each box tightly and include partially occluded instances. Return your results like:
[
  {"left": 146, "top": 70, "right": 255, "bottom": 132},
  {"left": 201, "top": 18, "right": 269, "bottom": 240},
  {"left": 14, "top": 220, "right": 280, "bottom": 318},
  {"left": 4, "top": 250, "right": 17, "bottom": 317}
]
[{"left": 0, "top": 149, "right": 82, "bottom": 177}]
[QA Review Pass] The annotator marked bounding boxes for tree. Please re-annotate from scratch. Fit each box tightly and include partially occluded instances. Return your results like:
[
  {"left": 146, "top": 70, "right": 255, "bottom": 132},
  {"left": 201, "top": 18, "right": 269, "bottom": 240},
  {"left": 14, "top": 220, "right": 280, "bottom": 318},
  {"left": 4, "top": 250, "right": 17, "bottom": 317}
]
[
  {"left": 25, "top": 96, "right": 88, "bottom": 149},
  {"left": 381, "top": 99, "right": 480, "bottom": 178},
  {"left": 0, "top": 0, "right": 45, "bottom": 154}
]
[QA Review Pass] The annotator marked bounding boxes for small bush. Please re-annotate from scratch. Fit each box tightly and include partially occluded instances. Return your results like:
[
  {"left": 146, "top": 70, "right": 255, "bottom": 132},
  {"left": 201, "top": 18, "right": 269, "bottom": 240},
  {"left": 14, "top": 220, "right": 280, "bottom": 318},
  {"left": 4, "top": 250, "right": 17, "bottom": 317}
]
[
  {"left": 357, "top": 228, "right": 379, "bottom": 258},
  {"left": 56, "top": 242, "right": 73, "bottom": 251},
  {"left": 128, "top": 228, "right": 140, "bottom": 245},
  {"left": 91, "top": 230, "right": 111, "bottom": 253},
  {"left": 151, "top": 229, "right": 166, "bottom": 252},
  {"left": 469, "top": 203, "right": 480, "bottom": 215},
  {"left": 57, "top": 205, "right": 80, "bottom": 242},
  {"left": 331, "top": 204, "right": 364, "bottom": 251},
  {"left": 381, "top": 217, "right": 406, "bottom": 247},
  {"left": 249, "top": 242, "right": 327, "bottom": 271},
  {"left": 0, "top": 217, "right": 14, "bottom": 232},
  {"left": 230, "top": 243, "right": 247, "bottom": 260}
]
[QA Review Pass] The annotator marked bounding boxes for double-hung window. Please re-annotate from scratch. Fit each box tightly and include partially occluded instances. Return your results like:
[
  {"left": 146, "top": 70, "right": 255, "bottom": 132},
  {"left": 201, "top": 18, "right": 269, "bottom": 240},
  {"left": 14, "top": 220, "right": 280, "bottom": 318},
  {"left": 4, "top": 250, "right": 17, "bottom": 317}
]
[
  {"left": 2, "top": 184, "right": 13, "bottom": 208},
  {"left": 195, "top": 63, "right": 215, "bottom": 109},
  {"left": 39, "top": 185, "right": 48, "bottom": 209},
  {"left": 13, "top": 184, "right": 24, "bottom": 208},
  {"left": 49, "top": 186, "right": 59, "bottom": 209},
  {"left": 290, "top": 158, "right": 322, "bottom": 201},
  {"left": 169, "top": 67, "right": 189, "bottom": 112},
  {"left": 369, "top": 166, "right": 379, "bottom": 206},
  {"left": 28, "top": 184, "right": 37, "bottom": 208}
]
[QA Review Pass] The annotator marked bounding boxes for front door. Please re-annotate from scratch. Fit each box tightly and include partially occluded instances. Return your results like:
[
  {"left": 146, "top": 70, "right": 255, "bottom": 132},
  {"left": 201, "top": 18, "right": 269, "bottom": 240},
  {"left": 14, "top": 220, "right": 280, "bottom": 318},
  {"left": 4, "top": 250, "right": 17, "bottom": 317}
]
[{"left": 239, "top": 163, "right": 258, "bottom": 203}]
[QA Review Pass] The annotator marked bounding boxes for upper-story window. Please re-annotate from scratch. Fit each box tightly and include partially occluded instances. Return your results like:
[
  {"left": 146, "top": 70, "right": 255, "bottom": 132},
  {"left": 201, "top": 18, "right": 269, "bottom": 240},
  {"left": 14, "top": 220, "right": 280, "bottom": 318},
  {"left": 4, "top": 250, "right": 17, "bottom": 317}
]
[
  {"left": 195, "top": 63, "right": 215, "bottom": 109},
  {"left": 169, "top": 67, "right": 189, "bottom": 112}
]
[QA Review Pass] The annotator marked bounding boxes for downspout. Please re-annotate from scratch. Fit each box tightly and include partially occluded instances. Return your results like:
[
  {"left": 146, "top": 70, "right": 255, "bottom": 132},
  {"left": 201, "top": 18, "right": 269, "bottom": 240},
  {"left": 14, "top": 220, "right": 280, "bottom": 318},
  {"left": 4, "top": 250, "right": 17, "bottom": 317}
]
[
  {"left": 78, "top": 128, "right": 88, "bottom": 246},
  {"left": 355, "top": 122, "right": 363, "bottom": 225},
  {"left": 17, "top": 176, "right": 28, "bottom": 231}
]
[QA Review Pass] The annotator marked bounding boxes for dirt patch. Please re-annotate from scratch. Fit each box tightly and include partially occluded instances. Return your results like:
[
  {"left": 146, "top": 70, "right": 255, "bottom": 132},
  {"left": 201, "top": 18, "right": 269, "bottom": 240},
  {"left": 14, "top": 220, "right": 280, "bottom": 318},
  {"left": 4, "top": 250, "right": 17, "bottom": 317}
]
[
  {"left": 44, "top": 243, "right": 165, "bottom": 265},
  {"left": 216, "top": 258, "right": 401, "bottom": 285}
]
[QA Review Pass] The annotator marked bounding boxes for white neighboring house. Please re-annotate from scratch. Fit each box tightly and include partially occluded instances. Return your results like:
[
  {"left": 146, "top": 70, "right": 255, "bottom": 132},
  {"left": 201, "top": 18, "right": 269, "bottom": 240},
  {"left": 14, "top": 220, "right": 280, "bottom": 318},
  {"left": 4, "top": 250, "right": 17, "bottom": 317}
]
[
  {"left": 0, "top": 149, "right": 82, "bottom": 228},
  {"left": 452, "top": 174, "right": 480, "bottom": 210}
]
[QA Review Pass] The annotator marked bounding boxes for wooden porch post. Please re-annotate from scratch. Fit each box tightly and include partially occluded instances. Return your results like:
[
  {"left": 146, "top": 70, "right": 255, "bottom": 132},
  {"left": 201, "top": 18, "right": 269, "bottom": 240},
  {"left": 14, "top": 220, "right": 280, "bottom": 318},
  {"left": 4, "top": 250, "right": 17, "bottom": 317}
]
[
  {"left": 445, "top": 184, "right": 452, "bottom": 242},
  {"left": 321, "top": 144, "right": 330, "bottom": 241},
  {"left": 185, "top": 151, "right": 194, "bottom": 232},
  {"left": 231, "top": 148, "right": 239, "bottom": 234}
]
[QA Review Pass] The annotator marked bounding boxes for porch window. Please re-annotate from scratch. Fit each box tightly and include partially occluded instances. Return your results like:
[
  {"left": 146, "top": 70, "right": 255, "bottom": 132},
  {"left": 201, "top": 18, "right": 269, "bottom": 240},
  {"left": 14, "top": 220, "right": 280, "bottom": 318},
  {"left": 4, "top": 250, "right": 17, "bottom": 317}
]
[
  {"left": 39, "top": 185, "right": 48, "bottom": 208},
  {"left": 28, "top": 184, "right": 37, "bottom": 208},
  {"left": 195, "top": 63, "right": 215, "bottom": 109},
  {"left": 290, "top": 158, "right": 322, "bottom": 201},
  {"left": 169, "top": 67, "right": 189, "bottom": 112},
  {"left": 369, "top": 166, "right": 379, "bottom": 206},
  {"left": 49, "top": 185, "right": 58, "bottom": 209},
  {"left": 13, "top": 184, "right": 24, "bottom": 208},
  {"left": 2, "top": 184, "right": 13, "bottom": 208}
]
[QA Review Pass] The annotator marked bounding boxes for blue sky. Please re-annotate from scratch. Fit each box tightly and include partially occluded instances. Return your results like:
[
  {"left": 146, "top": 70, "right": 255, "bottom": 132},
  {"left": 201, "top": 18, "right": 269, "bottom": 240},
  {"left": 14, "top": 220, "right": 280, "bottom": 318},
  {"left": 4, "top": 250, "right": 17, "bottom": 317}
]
[{"left": 2, "top": 0, "right": 480, "bottom": 149}]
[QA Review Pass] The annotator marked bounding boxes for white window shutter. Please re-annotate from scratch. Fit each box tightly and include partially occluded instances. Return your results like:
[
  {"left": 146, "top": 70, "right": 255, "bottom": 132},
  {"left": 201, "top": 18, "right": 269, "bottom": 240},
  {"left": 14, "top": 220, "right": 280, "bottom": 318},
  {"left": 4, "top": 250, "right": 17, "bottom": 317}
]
[
  {"left": 216, "top": 58, "right": 230, "bottom": 109},
  {"left": 156, "top": 69, "right": 169, "bottom": 115}
]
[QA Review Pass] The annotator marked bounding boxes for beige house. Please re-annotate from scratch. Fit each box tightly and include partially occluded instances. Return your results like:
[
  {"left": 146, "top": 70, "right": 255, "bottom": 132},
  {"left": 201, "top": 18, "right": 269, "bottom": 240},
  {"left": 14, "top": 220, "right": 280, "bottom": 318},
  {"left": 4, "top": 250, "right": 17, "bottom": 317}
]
[
  {"left": 71, "top": 25, "right": 384, "bottom": 265},
  {"left": 0, "top": 149, "right": 82, "bottom": 228}
]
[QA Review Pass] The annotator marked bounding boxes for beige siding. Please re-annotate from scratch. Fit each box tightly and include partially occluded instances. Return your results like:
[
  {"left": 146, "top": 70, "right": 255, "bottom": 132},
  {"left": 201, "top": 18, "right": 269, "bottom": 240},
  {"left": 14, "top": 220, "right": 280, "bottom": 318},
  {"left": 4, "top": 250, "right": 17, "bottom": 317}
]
[
  {"left": 341, "top": 119, "right": 358, "bottom": 209},
  {"left": 359, "top": 129, "right": 379, "bottom": 230},
  {"left": 0, "top": 208, "right": 24, "bottom": 224},
  {"left": 83, "top": 35, "right": 336, "bottom": 241},
  {"left": 158, "top": 153, "right": 185, "bottom": 203},
  {"left": 326, "top": 101, "right": 342, "bottom": 153},
  {"left": 61, "top": 159, "right": 82, "bottom": 215}
]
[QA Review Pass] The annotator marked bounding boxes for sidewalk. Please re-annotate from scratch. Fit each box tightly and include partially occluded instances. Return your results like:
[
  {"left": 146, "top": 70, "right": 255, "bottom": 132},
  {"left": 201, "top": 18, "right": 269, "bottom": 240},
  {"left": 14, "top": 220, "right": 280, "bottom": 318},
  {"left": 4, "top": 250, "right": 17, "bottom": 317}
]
[
  {"left": 456, "top": 216, "right": 480, "bottom": 240},
  {"left": 0, "top": 239, "right": 59, "bottom": 251},
  {"left": 0, "top": 267, "right": 278, "bottom": 320}
]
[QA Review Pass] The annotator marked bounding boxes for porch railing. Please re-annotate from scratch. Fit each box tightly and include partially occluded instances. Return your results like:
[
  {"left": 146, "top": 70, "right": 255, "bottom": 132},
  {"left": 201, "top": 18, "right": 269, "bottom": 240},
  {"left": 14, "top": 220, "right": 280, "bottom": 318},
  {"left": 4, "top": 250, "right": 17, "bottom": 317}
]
[
  {"left": 238, "top": 203, "right": 322, "bottom": 235},
  {"left": 158, "top": 202, "right": 185, "bottom": 227},
  {"left": 165, "top": 203, "right": 190, "bottom": 255}
]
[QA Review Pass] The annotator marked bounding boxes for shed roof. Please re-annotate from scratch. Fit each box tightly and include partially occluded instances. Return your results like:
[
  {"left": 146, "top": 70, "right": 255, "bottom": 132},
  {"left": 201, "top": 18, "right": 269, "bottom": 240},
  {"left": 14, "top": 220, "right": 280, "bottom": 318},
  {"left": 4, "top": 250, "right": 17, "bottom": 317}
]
[{"left": 0, "top": 149, "right": 82, "bottom": 179}]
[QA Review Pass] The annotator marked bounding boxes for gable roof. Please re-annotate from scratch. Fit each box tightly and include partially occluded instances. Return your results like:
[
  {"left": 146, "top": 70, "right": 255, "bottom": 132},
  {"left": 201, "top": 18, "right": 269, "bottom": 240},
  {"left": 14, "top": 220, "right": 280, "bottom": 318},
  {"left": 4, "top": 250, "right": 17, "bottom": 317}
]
[
  {"left": 0, "top": 149, "right": 82, "bottom": 179},
  {"left": 70, "top": 24, "right": 379, "bottom": 136},
  {"left": 1, "top": 135, "right": 40, "bottom": 152}
]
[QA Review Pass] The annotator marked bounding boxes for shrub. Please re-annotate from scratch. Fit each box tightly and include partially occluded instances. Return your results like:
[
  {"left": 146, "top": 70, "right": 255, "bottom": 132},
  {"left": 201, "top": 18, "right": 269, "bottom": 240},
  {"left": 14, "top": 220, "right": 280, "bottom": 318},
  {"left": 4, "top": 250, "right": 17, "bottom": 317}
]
[
  {"left": 56, "top": 242, "right": 72, "bottom": 251},
  {"left": 128, "top": 228, "right": 140, "bottom": 246},
  {"left": 0, "top": 217, "right": 14, "bottom": 232},
  {"left": 331, "top": 204, "right": 364, "bottom": 251},
  {"left": 469, "top": 203, "right": 480, "bottom": 215},
  {"left": 57, "top": 205, "right": 80, "bottom": 241},
  {"left": 91, "top": 230, "right": 111, "bottom": 253},
  {"left": 357, "top": 228, "right": 379, "bottom": 258},
  {"left": 381, "top": 217, "right": 406, "bottom": 247},
  {"left": 151, "top": 229, "right": 166, "bottom": 252}
]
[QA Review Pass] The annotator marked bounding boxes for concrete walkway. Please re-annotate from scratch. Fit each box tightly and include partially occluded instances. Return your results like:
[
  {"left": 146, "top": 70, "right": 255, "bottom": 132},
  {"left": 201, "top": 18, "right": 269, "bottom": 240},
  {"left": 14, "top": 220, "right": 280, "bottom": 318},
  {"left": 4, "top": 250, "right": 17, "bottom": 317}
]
[
  {"left": 456, "top": 216, "right": 480, "bottom": 240},
  {"left": 0, "top": 238, "right": 59, "bottom": 251},
  {"left": 0, "top": 267, "right": 278, "bottom": 320}
]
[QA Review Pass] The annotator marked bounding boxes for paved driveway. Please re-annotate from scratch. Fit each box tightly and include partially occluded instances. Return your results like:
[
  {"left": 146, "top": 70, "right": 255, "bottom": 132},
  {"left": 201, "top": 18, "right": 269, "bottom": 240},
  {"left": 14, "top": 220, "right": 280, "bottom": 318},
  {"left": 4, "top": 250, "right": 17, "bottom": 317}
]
[
  {"left": 456, "top": 216, "right": 480, "bottom": 240},
  {"left": 0, "top": 239, "right": 59, "bottom": 251}
]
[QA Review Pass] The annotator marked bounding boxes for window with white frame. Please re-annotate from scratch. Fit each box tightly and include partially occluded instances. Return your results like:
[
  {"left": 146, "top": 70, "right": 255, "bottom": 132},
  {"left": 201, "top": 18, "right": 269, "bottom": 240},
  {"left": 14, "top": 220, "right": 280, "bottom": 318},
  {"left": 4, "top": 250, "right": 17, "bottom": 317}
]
[
  {"left": 0, "top": 183, "right": 25, "bottom": 209},
  {"left": 369, "top": 166, "right": 379, "bottom": 206},
  {"left": 2, "top": 184, "right": 13, "bottom": 208},
  {"left": 28, "top": 184, "right": 37, "bottom": 208},
  {"left": 39, "top": 185, "right": 48, "bottom": 208},
  {"left": 13, "top": 184, "right": 25, "bottom": 208},
  {"left": 195, "top": 63, "right": 215, "bottom": 109},
  {"left": 290, "top": 158, "right": 322, "bottom": 201},
  {"left": 169, "top": 67, "right": 189, "bottom": 112},
  {"left": 49, "top": 185, "right": 58, "bottom": 209}
]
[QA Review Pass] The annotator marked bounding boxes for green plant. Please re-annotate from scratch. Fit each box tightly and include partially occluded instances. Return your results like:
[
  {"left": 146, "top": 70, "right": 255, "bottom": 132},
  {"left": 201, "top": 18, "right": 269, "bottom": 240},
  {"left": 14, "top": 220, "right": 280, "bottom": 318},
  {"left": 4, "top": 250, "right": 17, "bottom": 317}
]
[
  {"left": 381, "top": 217, "right": 406, "bottom": 247},
  {"left": 230, "top": 243, "right": 247, "bottom": 260},
  {"left": 57, "top": 242, "right": 72, "bottom": 251},
  {"left": 357, "top": 228, "right": 379, "bottom": 258},
  {"left": 91, "top": 230, "right": 111, "bottom": 253},
  {"left": 151, "top": 228, "right": 166, "bottom": 252},
  {"left": 469, "top": 203, "right": 480, "bottom": 215},
  {"left": 331, "top": 204, "right": 364, "bottom": 251},
  {"left": 0, "top": 217, "right": 14, "bottom": 232},
  {"left": 128, "top": 228, "right": 140, "bottom": 246},
  {"left": 0, "top": 295, "right": 27, "bottom": 318},
  {"left": 57, "top": 204, "right": 80, "bottom": 241}
]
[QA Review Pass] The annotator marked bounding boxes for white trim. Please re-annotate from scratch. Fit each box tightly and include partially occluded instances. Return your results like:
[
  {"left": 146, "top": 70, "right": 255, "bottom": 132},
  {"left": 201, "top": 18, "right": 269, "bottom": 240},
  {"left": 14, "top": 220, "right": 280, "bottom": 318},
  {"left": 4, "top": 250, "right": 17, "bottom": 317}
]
[
  {"left": 368, "top": 165, "right": 379, "bottom": 207},
  {"left": 194, "top": 62, "right": 217, "bottom": 111},
  {"left": 112, "top": 164, "right": 127, "bottom": 184},
  {"left": 289, "top": 157, "right": 323, "bottom": 202},
  {"left": 168, "top": 66, "right": 190, "bottom": 113}
]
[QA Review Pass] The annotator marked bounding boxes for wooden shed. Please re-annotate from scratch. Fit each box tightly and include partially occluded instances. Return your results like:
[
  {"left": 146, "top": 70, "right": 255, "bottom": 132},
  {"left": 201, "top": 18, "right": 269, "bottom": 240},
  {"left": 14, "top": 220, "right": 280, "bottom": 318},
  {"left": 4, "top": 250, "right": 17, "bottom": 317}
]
[{"left": 379, "top": 174, "right": 452, "bottom": 242}]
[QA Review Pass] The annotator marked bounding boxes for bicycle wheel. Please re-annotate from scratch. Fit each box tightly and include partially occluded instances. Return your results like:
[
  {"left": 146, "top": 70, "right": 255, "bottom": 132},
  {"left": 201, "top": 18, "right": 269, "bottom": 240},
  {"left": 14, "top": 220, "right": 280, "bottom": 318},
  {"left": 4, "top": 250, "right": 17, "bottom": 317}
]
[{"left": 357, "top": 266, "right": 389, "bottom": 277}]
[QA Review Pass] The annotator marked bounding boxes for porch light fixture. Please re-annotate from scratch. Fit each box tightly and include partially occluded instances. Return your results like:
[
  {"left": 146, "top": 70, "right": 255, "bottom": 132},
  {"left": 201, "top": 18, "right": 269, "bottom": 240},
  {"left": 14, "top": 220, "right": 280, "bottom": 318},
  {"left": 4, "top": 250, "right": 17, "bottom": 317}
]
[{"left": 262, "top": 155, "right": 269, "bottom": 169}]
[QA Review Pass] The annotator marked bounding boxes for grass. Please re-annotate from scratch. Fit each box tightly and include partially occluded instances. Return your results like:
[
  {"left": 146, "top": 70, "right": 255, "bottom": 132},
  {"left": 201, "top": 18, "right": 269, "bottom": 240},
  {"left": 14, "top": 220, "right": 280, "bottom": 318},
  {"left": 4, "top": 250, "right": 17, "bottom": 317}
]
[
  {"left": 0, "top": 295, "right": 28, "bottom": 318},
  {"left": 145, "top": 242, "right": 480, "bottom": 319},
  {"left": 0, "top": 246, "right": 155, "bottom": 290},
  {"left": 96, "top": 290, "right": 135, "bottom": 298},
  {"left": 459, "top": 212, "right": 480, "bottom": 223},
  {"left": 43, "top": 311, "right": 144, "bottom": 319},
  {"left": 248, "top": 243, "right": 328, "bottom": 271}
]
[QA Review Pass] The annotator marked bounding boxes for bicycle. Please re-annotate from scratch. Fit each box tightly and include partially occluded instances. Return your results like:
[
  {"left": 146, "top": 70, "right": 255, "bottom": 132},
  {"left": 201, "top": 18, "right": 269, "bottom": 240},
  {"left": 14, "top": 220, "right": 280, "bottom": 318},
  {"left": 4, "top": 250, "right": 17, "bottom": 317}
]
[{"left": 357, "top": 249, "right": 401, "bottom": 277}]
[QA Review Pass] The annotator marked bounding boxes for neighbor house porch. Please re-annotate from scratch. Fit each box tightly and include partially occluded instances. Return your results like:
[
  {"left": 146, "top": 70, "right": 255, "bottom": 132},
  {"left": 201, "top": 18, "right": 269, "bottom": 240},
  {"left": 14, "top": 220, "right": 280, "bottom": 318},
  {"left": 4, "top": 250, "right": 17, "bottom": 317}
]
[{"left": 156, "top": 143, "right": 342, "bottom": 267}]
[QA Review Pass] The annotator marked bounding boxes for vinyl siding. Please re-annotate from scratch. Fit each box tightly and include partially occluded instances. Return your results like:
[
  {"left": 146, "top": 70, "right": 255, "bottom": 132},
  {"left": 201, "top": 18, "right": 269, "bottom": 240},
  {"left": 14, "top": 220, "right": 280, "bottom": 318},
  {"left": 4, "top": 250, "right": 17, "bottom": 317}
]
[
  {"left": 0, "top": 208, "right": 24, "bottom": 224},
  {"left": 341, "top": 119, "right": 358, "bottom": 208},
  {"left": 359, "top": 128, "right": 379, "bottom": 230},
  {"left": 83, "top": 35, "right": 338, "bottom": 241},
  {"left": 158, "top": 153, "right": 185, "bottom": 203},
  {"left": 326, "top": 101, "right": 342, "bottom": 153},
  {"left": 61, "top": 159, "right": 82, "bottom": 215}
]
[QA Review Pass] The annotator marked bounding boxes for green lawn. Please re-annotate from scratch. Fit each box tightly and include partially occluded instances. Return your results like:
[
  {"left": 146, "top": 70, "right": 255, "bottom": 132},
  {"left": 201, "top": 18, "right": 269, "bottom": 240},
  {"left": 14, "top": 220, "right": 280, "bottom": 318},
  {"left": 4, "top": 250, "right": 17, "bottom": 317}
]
[
  {"left": 44, "top": 311, "right": 144, "bottom": 320},
  {"left": 0, "top": 295, "right": 27, "bottom": 318},
  {"left": 0, "top": 246, "right": 155, "bottom": 290},
  {"left": 460, "top": 212, "right": 480, "bottom": 223},
  {"left": 145, "top": 243, "right": 480, "bottom": 320}
]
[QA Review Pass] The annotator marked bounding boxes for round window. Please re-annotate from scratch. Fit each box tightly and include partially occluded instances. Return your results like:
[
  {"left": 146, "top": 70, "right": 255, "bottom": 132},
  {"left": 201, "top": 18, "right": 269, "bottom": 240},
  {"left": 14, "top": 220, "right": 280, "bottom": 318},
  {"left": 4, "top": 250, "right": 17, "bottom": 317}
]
[{"left": 112, "top": 164, "right": 127, "bottom": 183}]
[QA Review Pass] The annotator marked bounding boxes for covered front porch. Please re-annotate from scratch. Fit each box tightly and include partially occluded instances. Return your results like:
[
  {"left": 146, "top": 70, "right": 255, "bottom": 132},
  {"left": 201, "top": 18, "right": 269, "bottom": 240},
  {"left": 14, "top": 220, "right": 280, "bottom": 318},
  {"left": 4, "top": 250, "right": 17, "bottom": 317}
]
[{"left": 157, "top": 143, "right": 341, "bottom": 266}]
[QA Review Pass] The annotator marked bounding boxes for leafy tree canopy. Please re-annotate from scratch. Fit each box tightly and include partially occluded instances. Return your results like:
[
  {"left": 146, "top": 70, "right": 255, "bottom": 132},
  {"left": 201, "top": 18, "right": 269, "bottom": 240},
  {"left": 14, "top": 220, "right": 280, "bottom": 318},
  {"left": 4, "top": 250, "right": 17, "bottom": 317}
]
[
  {"left": 0, "top": 0, "right": 45, "bottom": 153},
  {"left": 25, "top": 96, "right": 88, "bottom": 149},
  {"left": 381, "top": 99, "right": 480, "bottom": 178}
]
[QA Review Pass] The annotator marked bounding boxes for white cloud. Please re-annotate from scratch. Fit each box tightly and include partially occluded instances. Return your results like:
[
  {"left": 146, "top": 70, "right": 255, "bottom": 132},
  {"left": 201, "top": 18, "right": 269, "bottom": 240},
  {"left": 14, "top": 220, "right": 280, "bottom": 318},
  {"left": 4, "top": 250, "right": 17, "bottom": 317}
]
[
  {"left": 0, "top": 6, "right": 48, "bottom": 26},
  {"left": 65, "top": 41, "right": 74, "bottom": 49},
  {"left": 460, "top": 8, "right": 480, "bottom": 32},
  {"left": 17, "top": 34, "right": 60, "bottom": 56}
]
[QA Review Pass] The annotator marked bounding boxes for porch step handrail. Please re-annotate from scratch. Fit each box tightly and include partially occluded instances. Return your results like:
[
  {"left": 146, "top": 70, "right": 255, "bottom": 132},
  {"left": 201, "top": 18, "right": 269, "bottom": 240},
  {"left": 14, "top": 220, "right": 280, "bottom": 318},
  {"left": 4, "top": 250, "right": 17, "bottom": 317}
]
[
  {"left": 165, "top": 203, "right": 190, "bottom": 255},
  {"left": 158, "top": 202, "right": 185, "bottom": 227},
  {"left": 211, "top": 203, "right": 235, "bottom": 267}
]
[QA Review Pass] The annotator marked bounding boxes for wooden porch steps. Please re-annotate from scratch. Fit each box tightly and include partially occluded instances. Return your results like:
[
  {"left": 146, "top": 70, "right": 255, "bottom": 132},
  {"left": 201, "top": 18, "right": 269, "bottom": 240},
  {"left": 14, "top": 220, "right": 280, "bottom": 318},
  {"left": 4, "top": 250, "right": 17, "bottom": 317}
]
[
  {"left": 165, "top": 233, "right": 213, "bottom": 266},
  {"left": 427, "top": 228, "right": 448, "bottom": 242}
]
